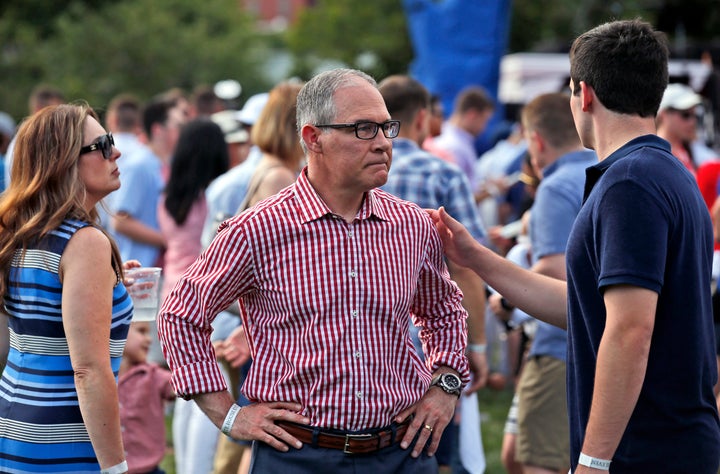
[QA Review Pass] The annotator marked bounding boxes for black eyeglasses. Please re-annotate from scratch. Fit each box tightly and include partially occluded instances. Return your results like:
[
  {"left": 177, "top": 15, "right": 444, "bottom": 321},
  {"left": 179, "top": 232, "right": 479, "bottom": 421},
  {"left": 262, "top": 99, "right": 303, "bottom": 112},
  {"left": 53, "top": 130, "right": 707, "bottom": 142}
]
[
  {"left": 315, "top": 120, "right": 401, "bottom": 140},
  {"left": 80, "top": 133, "right": 115, "bottom": 159}
]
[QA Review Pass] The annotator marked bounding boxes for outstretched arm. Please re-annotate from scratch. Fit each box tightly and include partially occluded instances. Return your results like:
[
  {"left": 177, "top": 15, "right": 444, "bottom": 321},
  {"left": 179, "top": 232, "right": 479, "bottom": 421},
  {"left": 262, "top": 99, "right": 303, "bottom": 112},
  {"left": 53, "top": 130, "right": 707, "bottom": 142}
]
[
  {"left": 576, "top": 285, "right": 655, "bottom": 473},
  {"left": 428, "top": 207, "right": 568, "bottom": 329}
]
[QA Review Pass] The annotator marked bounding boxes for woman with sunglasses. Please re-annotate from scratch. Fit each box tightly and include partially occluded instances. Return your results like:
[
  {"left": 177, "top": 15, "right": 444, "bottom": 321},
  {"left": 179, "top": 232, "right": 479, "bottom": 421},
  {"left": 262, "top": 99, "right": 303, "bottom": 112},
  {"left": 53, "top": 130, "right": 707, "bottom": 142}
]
[{"left": 0, "top": 103, "right": 133, "bottom": 474}]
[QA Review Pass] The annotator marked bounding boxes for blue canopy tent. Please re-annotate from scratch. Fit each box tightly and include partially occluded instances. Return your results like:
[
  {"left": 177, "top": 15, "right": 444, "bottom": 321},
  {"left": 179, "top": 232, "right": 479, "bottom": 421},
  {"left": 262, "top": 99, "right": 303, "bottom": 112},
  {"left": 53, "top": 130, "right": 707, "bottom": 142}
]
[{"left": 403, "top": 0, "right": 512, "bottom": 154}]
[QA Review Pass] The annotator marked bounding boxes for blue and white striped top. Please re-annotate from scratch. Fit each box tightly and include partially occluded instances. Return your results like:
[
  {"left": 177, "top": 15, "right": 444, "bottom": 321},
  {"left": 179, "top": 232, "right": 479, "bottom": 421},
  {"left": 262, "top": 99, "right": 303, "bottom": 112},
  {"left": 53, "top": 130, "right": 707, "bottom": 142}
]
[{"left": 0, "top": 219, "right": 133, "bottom": 473}]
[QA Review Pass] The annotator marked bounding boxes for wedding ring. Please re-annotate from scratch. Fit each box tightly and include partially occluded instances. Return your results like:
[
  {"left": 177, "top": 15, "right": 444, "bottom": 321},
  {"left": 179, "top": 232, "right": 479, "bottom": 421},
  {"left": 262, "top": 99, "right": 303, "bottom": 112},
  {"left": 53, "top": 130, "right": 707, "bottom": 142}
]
[{"left": 424, "top": 424, "right": 433, "bottom": 432}]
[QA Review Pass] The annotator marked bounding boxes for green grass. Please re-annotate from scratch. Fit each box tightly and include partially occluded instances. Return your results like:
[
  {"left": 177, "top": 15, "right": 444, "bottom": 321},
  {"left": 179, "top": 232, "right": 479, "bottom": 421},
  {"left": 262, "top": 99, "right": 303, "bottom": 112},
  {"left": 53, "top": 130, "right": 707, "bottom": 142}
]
[
  {"left": 160, "top": 410, "right": 176, "bottom": 474},
  {"left": 159, "top": 388, "right": 515, "bottom": 474},
  {"left": 478, "top": 387, "right": 515, "bottom": 473}
]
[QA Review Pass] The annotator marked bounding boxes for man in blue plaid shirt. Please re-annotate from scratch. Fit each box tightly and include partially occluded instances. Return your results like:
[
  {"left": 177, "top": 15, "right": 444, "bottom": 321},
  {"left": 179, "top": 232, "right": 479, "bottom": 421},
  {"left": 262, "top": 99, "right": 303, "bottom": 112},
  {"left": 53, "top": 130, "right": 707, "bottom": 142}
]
[{"left": 379, "top": 74, "right": 488, "bottom": 474}]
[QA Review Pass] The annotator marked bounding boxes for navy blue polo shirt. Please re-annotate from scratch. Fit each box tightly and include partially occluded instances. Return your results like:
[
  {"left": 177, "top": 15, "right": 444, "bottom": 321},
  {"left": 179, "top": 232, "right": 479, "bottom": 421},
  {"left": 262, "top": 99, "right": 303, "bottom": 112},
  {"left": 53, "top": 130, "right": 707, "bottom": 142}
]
[{"left": 565, "top": 135, "right": 720, "bottom": 473}]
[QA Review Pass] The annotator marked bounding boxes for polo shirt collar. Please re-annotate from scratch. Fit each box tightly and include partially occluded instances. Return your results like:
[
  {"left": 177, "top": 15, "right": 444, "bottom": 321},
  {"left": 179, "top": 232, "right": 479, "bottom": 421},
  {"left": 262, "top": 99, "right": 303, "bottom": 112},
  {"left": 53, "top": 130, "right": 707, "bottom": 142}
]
[
  {"left": 583, "top": 134, "right": 670, "bottom": 201},
  {"left": 542, "top": 149, "right": 596, "bottom": 178}
]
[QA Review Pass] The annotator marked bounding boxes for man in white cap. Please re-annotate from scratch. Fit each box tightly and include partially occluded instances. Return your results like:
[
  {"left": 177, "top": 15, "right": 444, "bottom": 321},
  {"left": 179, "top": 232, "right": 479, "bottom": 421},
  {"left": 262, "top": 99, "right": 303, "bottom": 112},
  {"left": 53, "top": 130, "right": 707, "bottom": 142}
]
[
  {"left": 202, "top": 92, "right": 269, "bottom": 248},
  {"left": 236, "top": 92, "right": 269, "bottom": 128},
  {"left": 656, "top": 82, "right": 711, "bottom": 174}
]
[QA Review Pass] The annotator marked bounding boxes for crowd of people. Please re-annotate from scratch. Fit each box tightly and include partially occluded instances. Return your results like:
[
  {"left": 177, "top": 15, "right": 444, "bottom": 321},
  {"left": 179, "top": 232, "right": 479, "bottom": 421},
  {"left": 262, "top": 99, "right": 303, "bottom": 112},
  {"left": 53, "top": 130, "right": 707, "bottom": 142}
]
[{"left": 0, "top": 17, "right": 718, "bottom": 474}]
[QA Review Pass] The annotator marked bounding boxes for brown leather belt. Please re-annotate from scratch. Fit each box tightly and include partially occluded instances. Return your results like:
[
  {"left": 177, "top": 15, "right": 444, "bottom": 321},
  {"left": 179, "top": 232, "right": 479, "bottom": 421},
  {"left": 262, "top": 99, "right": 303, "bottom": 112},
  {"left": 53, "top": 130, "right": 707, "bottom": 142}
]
[{"left": 276, "top": 420, "right": 410, "bottom": 454}]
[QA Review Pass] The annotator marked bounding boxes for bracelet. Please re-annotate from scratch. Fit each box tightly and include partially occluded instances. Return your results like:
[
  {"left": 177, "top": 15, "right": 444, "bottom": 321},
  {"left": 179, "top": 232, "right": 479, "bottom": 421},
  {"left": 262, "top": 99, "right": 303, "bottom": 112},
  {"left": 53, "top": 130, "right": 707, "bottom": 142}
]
[
  {"left": 100, "top": 460, "right": 128, "bottom": 474},
  {"left": 578, "top": 453, "right": 611, "bottom": 470},
  {"left": 221, "top": 403, "right": 242, "bottom": 436},
  {"left": 468, "top": 343, "right": 487, "bottom": 354}
]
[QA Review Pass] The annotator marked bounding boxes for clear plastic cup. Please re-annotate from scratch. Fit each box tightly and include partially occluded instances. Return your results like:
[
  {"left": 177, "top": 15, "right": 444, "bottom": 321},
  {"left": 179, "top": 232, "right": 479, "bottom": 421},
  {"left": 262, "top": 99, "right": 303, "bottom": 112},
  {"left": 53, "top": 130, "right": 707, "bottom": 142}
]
[{"left": 125, "top": 267, "right": 162, "bottom": 322}]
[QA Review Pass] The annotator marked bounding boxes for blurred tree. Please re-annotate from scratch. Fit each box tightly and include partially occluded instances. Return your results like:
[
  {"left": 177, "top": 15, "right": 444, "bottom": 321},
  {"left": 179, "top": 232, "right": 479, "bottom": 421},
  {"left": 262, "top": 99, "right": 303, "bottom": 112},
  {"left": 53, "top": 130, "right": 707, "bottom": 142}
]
[
  {"left": 1, "top": 0, "right": 718, "bottom": 123},
  {"left": 0, "top": 0, "right": 272, "bottom": 121},
  {"left": 509, "top": 0, "right": 720, "bottom": 56},
  {"left": 509, "top": 0, "right": 665, "bottom": 52},
  {"left": 0, "top": 0, "right": 112, "bottom": 39},
  {"left": 285, "top": 0, "right": 413, "bottom": 80}
]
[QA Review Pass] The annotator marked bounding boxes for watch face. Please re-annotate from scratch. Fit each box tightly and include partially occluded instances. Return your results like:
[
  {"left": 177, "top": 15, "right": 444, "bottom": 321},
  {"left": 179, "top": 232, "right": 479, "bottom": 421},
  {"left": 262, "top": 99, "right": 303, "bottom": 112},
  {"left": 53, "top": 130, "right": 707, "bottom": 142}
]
[{"left": 442, "top": 373, "right": 461, "bottom": 390}]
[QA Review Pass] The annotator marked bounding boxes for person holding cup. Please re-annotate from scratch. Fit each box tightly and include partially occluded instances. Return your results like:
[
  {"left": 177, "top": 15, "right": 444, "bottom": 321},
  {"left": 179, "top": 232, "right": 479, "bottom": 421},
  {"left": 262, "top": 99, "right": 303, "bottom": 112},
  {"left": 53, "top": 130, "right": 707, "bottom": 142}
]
[{"left": 0, "top": 103, "right": 133, "bottom": 473}]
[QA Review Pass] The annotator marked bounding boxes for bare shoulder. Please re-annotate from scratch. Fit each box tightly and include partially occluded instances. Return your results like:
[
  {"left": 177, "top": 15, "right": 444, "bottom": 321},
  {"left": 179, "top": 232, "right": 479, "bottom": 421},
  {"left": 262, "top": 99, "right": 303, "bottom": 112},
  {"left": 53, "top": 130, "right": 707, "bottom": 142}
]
[
  {"left": 265, "top": 166, "right": 296, "bottom": 188},
  {"left": 62, "top": 226, "right": 113, "bottom": 275},
  {"left": 66, "top": 225, "right": 111, "bottom": 254}
]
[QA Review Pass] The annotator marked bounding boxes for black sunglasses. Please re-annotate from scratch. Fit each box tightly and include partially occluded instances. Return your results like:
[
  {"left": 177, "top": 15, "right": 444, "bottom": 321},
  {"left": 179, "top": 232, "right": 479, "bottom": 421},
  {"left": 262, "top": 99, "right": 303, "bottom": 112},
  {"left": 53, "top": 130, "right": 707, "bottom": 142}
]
[{"left": 80, "top": 133, "right": 115, "bottom": 159}]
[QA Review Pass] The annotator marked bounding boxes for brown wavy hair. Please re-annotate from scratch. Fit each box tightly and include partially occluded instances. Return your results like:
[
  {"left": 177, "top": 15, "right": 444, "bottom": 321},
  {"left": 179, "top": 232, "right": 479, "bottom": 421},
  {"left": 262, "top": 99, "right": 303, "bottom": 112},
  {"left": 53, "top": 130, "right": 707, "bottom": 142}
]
[
  {"left": 251, "top": 81, "right": 304, "bottom": 167},
  {"left": 0, "top": 103, "right": 123, "bottom": 298}
]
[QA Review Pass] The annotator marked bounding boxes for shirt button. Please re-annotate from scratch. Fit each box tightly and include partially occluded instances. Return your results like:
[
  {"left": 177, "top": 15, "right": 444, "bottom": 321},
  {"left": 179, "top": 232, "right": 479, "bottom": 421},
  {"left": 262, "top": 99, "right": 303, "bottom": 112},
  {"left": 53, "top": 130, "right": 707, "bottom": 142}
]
[
  {"left": 350, "top": 270, "right": 357, "bottom": 278},
  {"left": 356, "top": 391, "right": 363, "bottom": 399},
  {"left": 348, "top": 230, "right": 354, "bottom": 238},
  {"left": 354, "top": 351, "right": 362, "bottom": 359},
  {"left": 351, "top": 310, "right": 358, "bottom": 318}
]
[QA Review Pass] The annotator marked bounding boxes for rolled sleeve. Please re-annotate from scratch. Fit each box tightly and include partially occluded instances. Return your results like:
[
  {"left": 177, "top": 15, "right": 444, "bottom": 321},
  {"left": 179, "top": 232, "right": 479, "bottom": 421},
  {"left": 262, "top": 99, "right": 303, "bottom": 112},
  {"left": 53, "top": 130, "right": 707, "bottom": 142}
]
[
  {"left": 412, "top": 218, "right": 470, "bottom": 385},
  {"left": 157, "top": 220, "right": 255, "bottom": 397}
]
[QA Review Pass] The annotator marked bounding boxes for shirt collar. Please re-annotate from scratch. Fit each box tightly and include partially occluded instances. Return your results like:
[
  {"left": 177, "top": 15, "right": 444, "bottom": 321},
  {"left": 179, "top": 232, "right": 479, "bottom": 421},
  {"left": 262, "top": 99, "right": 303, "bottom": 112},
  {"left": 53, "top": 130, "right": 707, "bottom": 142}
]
[
  {"left": 542, "top": 149, "right": 596, "bottom": 178},
  {"left": 392, "top": 137, "right": 421, "bottom": 153},
  {"left": 583, "top": 134, "right": 670, "bottom": 201},
  {"left": 442, "top": 122, "right": 474, "bottom": 142},
  {"left": 294, "top": 167, "right": 390, "bottom": 224}
]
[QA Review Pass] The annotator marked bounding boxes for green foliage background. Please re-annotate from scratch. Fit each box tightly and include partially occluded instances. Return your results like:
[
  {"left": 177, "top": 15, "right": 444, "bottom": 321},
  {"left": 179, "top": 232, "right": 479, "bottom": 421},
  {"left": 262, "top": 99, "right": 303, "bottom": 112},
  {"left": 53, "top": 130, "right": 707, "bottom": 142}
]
[
  {"left": 0, "top": 0, "right": 269, "bottom": 119},
  {"left": 0, "top": 0, "right": 717, "bottom": 120}
]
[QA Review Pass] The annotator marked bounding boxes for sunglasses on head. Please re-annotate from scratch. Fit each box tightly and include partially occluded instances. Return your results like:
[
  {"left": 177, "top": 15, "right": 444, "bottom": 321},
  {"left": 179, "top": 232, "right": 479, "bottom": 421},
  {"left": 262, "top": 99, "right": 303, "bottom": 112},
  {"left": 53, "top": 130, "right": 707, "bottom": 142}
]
[{"left": 80, "top": 133, "right": 115, "bottom": 159}]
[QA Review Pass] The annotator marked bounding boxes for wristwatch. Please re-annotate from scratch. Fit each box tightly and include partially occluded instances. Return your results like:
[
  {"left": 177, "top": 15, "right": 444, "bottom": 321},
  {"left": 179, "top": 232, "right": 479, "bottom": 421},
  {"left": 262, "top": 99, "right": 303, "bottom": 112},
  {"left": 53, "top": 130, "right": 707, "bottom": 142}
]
[{"left": 430, "top": 372, "right": 462, "bottom": 397}]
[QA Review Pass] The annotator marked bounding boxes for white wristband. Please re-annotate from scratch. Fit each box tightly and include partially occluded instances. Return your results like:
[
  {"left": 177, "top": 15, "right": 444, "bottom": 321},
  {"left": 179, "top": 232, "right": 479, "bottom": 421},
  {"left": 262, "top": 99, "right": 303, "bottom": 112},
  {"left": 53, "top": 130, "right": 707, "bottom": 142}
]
[
  {"left": 100, "top": 460, "right": 128, "bottom": 474},
  {"left": 578, "top": 453, "right": 611, "bottom": 470},
  {"left": 221, "top": 403, "right": 242, "bottom": 436},
  {"left": 468, "top": 343, "right": 487, "bottom": 354}
]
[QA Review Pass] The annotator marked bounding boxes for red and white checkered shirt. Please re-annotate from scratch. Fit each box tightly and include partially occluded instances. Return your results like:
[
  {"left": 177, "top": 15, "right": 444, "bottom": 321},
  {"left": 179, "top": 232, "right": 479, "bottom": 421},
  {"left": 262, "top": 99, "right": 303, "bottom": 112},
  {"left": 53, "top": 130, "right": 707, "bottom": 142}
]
[{"left": 157, "top": 169, "right": 469, "bottom": 430}]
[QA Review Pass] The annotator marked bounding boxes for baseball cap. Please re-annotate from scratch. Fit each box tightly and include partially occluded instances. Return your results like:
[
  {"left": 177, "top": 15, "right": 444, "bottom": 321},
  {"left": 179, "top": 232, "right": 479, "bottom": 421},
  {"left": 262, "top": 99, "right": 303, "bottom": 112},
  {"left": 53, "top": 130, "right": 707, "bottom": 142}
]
[
  {"left": 659, "top": 83, "right": 703, "bottom": 112},
  {"left": 236, "top": 93, "right": 269, "bottom": 126},
  {"left": 211, "top": 110, "right": 249, "bottom": 144}
]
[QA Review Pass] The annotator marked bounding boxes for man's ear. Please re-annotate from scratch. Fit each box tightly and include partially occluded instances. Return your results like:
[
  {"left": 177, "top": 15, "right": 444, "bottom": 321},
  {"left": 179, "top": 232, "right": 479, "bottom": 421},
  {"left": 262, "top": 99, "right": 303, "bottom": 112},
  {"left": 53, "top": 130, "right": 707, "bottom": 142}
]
[
  {"left": 301, "top": 124, "right": 322, "bottom": 153},
  {"left": 415, "top": 107, "right": 428, "bottom": 135},
  {"left": 580, "top": 81, "right": 594, "bottom": 112},
  {"left": 531, "top": 130, "right": 545, "bottom": 153}
]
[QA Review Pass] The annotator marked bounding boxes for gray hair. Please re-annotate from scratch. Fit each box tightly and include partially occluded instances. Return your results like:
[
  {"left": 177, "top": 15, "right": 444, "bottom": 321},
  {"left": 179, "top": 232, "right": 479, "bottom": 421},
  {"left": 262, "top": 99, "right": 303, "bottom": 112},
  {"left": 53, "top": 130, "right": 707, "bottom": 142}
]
[{"left": 296, "top": 68, "right": 377, "bottom": 152}]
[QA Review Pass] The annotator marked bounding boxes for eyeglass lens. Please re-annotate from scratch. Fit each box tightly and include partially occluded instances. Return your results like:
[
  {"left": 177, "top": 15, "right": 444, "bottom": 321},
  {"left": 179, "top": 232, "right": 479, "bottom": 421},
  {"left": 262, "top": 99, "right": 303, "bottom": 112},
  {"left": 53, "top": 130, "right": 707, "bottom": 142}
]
[{"left": 356, "top": 121, "right": 400, "bottom": 139}]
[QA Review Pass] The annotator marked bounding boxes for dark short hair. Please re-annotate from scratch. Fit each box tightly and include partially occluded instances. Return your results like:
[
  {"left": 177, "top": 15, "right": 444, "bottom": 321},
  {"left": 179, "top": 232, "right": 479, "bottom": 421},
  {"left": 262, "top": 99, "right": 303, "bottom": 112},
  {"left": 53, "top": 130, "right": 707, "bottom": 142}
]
[
  {"left": 570, "top": 19, "right": 668, "bottom": 117},
  {"left": 108, "top": 93, "right": 142, "bottom": 131},
  {"left": 453, "top": 86, "right": 494, "bottom": 115},
  {"left": 522, "top": 93, "right": 579, "bottom": 149},
  {"left": 378, "top": 75, "right": 430, "bottom": 126},
  {"left": 142, "top": 97, "right": 174, "bottom": 138},
  {"left": 28, "top": 84, "right": 65, "bottom": 113}
]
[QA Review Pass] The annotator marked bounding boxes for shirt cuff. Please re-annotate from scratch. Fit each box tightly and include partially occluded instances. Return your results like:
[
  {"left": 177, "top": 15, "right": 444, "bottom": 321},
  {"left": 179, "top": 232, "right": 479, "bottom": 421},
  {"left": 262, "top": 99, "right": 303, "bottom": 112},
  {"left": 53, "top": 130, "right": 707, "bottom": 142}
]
[
  {"left": 428, "top": 351, "right": 471, "bottom": 387},
  {"left": 171, "top": 360, "right": 228, "bottom": 399}
]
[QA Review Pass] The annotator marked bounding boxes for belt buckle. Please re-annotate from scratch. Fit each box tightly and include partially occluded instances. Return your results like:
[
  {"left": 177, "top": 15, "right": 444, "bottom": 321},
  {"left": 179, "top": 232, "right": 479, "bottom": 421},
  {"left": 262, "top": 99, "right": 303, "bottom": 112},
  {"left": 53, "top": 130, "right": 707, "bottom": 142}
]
[{"left": 343, "top": 433, "right": 374, "bottom": 454}]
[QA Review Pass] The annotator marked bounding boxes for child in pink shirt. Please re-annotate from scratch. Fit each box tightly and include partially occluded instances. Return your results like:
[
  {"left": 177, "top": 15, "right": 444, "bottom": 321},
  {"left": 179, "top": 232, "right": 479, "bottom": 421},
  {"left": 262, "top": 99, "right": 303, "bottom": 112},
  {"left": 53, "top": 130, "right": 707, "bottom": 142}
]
[{"left": 119, "top": 321, "right": 176, "bottom": 474}]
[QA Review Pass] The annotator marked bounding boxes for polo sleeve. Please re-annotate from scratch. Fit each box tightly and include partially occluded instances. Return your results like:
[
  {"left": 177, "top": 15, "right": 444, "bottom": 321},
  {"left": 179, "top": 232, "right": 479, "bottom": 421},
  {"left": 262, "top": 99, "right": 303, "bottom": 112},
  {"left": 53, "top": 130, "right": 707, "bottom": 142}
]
[
  {"left": 595, "top": 179, "right": 668, "bottom": 294},
  {"left": 531, "top": 182, "right": 578, "bottom": 260}
]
